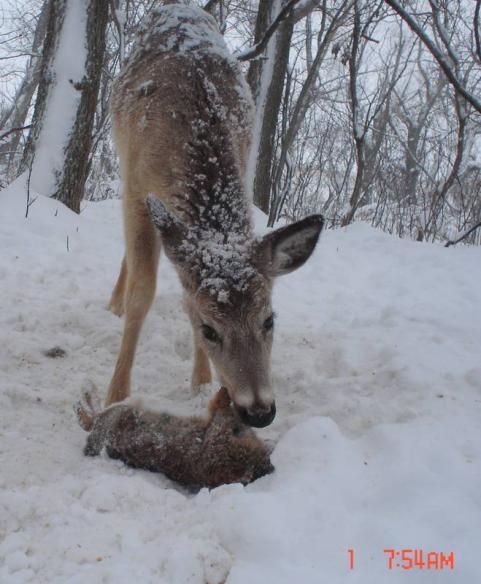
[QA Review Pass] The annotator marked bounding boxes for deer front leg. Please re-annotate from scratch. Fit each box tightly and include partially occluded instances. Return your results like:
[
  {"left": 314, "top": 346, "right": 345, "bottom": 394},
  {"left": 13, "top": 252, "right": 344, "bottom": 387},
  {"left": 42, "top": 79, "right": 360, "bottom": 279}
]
[
  {"left": 108, "top": 256, "right": 128, "bottom": 317},
  {"left": 192, "top": 337, "right": 212, "bottom": 393},
  {"left": 106, "top": 204, "right": 160, "bottom": 405}
]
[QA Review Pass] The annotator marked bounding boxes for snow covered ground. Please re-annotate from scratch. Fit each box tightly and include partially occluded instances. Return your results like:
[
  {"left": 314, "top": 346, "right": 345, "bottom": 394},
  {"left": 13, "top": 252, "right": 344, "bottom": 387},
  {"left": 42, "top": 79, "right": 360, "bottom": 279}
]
[{"left": 1, "top": 178, "right": 480, "bottom": 583}]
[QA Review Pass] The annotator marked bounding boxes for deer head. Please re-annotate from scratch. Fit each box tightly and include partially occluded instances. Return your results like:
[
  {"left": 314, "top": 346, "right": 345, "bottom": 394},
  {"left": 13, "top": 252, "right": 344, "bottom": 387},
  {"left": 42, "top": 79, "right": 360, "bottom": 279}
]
[{"left": 147, "top": 195, "right": 324, "bottom": 427}]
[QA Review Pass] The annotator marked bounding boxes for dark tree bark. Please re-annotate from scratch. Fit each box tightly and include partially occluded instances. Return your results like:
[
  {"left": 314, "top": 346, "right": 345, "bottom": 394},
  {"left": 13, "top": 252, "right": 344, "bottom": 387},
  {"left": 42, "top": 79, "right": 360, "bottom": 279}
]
[
  {"left": 247, "top": 1, "right": 294, "bottom": 215},
  {"left": 341, "top": 0, "right": 364, "bottom": 227}
]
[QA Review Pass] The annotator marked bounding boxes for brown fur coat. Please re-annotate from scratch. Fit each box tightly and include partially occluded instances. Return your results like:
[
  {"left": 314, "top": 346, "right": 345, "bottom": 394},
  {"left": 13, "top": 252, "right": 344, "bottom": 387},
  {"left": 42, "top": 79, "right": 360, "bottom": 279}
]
[{"left": 75, "top": 386, "right": 273, "bottom": 490}]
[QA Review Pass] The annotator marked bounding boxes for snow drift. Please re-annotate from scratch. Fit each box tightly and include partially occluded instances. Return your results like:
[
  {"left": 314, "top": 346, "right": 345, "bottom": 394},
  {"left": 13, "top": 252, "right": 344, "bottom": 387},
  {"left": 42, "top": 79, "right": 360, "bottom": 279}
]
[{"left": 0, "top": 179, "right": 480, "bottom": 583}]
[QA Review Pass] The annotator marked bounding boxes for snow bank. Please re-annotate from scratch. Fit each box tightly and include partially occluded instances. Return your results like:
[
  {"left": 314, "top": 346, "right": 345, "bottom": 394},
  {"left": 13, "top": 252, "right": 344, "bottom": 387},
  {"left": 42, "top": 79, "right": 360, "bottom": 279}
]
[{"left": 0, "top": 181, "right": 480, "bottom": 583}]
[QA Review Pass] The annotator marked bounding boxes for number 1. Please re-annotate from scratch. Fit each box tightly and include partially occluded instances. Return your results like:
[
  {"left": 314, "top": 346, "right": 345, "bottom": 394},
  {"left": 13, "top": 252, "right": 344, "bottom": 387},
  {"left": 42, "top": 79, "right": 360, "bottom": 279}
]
[{"left": 348, "top": 549, "right": 355, "bottom": 570}]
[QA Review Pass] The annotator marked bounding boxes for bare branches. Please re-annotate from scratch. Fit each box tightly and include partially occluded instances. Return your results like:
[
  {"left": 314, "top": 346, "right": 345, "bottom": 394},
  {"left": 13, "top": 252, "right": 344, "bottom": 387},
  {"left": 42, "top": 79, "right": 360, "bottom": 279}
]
[
  {"left": 383, "top": 0, "right": 481, "bottom": 115},
  {"left": 237, "top": 0, "right": 304, "bottom": 62},
  {"left": 445, "top": 221, "right": 481, "bottom": 247},
  {"left": 2, "top": 0, "right": 481, "bottom": 246}
]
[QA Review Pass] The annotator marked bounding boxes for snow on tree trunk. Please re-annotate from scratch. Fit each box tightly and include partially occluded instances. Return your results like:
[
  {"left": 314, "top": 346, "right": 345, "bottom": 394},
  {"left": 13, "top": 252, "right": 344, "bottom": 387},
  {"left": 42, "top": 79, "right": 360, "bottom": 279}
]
[
  {"left": 246, "top": 0, "right": 294, "bottom": 216},
  {"left": 19, "top": 0, "right": 83, "bottom": 192},
  {"left": 52, "top": 0, "right": 109, "bottom": 213},
  {"left": 18, "top": 0, "right": 108, "bottom": 214}
]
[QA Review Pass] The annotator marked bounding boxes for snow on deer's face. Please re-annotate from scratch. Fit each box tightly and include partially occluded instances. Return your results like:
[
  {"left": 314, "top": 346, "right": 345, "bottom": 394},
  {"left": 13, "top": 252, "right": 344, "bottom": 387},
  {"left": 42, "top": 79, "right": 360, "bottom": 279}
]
[{"left": 146, "top": 195, "right": 324, "bottom": 428}]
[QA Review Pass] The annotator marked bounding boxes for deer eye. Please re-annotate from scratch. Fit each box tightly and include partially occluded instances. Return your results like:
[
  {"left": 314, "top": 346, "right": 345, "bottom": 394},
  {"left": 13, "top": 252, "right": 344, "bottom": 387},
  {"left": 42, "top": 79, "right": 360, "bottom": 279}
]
[
  {"left": 201, "top": 324, "right": 220, "bottom": 343},
  {"left": 263, "top": 314, "right": 274, "bottom": 332}
]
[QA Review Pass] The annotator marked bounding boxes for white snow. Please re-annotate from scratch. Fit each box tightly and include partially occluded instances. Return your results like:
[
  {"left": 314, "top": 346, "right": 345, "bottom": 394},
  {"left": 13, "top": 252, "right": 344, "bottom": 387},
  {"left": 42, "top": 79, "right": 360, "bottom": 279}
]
[
  {"left": 1, "top": 178, "right": 481, "bottom": 583},
  {"left": 29, "top": 0, "right": 88, "bottom": 197}
]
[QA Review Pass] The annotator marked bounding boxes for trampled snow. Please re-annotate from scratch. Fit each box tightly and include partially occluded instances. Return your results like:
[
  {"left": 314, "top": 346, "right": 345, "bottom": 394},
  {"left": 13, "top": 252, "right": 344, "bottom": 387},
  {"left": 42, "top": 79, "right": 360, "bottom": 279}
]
[{"left": 1, "top": 179, "right": 480, "bottom": 583}]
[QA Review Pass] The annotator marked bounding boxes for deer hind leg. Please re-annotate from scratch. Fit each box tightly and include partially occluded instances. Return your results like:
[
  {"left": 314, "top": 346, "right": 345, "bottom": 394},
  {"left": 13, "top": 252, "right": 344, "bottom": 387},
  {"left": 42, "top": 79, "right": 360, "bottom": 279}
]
[
  {"left": 106, "top": 201, "right": 160, "bottom": 406},
  {"left": 108, "top": 256, "right": 127, "bottom": 316},
  {"left": 192, "top": 338, "right": 212, "bottom": 392}
]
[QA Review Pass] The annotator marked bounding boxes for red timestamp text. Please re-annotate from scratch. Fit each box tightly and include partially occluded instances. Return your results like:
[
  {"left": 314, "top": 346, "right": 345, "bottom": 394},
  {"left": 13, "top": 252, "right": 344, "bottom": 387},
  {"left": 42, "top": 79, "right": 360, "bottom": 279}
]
[
  {"left": 383, "top": 549, "right": 455, "bottom": 570},
  {"left": 347, "top": 549, "right": 455, "bottom": 570}
]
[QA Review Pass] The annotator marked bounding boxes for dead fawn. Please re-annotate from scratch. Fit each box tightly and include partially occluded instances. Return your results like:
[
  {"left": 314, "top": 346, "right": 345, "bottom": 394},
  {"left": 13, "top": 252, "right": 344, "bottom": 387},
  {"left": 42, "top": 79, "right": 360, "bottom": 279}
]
[
  {"left": 75, "top": 385, "right": 274, "bottom": 490},
  {"left": 107, "top": 2, "right": 324, "bottom": 427}
]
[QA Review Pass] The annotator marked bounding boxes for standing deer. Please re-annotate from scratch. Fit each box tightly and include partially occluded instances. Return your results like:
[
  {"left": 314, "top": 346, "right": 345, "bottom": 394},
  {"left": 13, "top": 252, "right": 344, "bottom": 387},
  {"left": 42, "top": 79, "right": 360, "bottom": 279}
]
[{"left": 106, "top": 1, "right": 324, "bottom": 427}]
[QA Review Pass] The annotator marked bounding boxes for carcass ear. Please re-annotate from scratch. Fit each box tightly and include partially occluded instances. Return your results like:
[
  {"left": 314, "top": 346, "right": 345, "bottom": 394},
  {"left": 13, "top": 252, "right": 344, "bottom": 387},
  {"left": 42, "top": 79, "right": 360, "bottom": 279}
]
[
  {"left": 146, "top": 194, "right": 189, "bottom": 256},
  {"left": 207, "top": 387, "right": 232, "bottom": 419},
  {"left": 255, "top": 215, "right": 324, "bottom": 277}
]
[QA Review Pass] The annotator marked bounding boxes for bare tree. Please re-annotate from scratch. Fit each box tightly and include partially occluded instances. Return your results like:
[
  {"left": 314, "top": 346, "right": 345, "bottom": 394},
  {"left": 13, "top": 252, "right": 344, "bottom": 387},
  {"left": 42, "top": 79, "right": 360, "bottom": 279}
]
[
  {"left": 0, "top": 1, "right": 48, "bottom": 176},
  {"left": 1, "top": 0, "right": 480, "bottom": 245},
  {"left": 269, "top": 0, "right": 352, "bottom": 225},
  {"left": 383, "top": 0, "right": 481, "bottom": 114}
]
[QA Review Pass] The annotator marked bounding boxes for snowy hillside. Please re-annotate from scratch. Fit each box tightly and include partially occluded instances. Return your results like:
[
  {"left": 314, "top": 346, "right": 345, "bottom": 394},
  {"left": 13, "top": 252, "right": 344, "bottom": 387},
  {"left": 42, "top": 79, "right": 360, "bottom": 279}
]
[{"left": 1, "top": 179, "right": 480, "bottom": 583}]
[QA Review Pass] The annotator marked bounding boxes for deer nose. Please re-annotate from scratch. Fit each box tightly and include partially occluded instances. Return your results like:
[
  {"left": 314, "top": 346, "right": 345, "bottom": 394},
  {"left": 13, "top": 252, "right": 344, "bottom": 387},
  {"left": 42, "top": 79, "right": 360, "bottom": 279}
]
[{"left": 235, "top": 401, "right": 276, "bottom": 428}]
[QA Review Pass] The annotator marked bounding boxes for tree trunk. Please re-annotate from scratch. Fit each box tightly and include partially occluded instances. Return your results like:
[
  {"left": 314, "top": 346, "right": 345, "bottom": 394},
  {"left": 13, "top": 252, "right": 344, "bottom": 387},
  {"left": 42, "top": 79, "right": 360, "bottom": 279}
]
[
  {"left": 18, "top": 0, "right": 67, "bottom": 177},
  {"left": 341, "top": 0, "right": 364, "bottom": 227},
  {"left": 246, "top": 1, "right": 294, "bottom": 215},
  {"left": 403, "top": 122, "right": 421, "bottom": 206},
  {"left": 18, "top": 0, "right": 109, "bottom": 214},
  {"left": 52, "top": 0, "right": 109, "bottom": 212},
  {"left": 269, "top": 0, "right": 350, "bottom": 225}
]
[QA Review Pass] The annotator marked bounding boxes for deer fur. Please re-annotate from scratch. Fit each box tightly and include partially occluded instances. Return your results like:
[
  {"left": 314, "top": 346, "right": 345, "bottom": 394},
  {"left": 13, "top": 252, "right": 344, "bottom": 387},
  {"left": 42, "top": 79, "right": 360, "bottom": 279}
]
[
  {"left": 106, "top": 2, "right": 324, "bottom": 427},
  {"left": 75, "top": 384, "right": 274, "bottom": 490}
]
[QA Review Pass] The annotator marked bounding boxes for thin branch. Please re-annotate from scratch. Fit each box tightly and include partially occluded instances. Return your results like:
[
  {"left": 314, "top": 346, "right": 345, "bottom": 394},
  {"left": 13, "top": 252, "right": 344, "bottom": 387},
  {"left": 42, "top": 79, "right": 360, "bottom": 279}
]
[
  {"left": 25, "top": 161, "right": 37, "bottom": 219},
  {"left": 0, "top": 53, "right": 40, "bottom": 60},
  {"left": 361, "top": 33, "right": 379, "bottom": 43},
  {"left": 237, "top": 0, "right": 303, "bottom": 62},
  {"left": 0, "top": 124, "right": 32, "bottom": 142},
  {"left": 445, "top": 221, "right": 481, "bottom": 247}
]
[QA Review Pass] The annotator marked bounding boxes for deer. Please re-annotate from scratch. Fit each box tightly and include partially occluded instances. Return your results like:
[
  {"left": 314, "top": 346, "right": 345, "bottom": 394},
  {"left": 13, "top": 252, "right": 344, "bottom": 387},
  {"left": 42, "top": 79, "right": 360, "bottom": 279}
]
[{"left": 106, "top": 1, "right": 324, "bottom": 428}]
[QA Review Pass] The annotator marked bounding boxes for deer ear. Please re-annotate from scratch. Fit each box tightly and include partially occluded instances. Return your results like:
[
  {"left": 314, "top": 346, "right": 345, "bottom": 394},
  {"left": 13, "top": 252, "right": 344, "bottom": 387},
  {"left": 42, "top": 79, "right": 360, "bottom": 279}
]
[
  {"left": 255, "top": 215, "right": 324, "bottom": 277},
  {"left": 146, "top": 194, "right": 190, "bottom": 258}
]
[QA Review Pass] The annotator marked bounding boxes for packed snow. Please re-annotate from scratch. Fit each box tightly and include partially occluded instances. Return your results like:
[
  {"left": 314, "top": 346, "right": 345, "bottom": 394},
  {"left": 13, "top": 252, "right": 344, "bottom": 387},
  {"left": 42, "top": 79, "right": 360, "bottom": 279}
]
[{"left": 1, "top": 178, "right": 480, "bottom": 583}]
